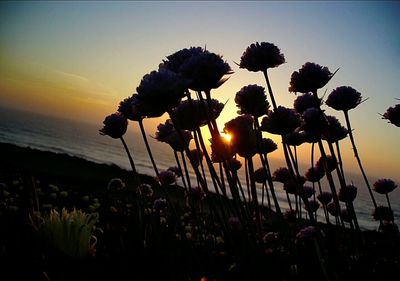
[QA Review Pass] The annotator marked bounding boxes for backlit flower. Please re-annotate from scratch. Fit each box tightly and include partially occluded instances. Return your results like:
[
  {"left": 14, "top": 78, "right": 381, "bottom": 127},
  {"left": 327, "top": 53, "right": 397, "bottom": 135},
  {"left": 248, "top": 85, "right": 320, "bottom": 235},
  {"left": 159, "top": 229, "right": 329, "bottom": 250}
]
[
  {"left": 322, "top": 115, "right": 348, "bottom": 143},
  {"left": 223, "top": 115, "right": 257, "bottom": 158},
  {"left": 137, "top": 183, "right": 154, "bottom": 197},
  {"left": 338, "top": 184, "right": 358, "bottom": 203},
  {"left": 285, "top": 131, "right": 305, "bottom": 146},
  {"left": 188, "top": 149, "right": 203, "bottom": 167},
  {"left": 99, "top": 112, "right": 128, "bottom": 139},
  {"left": 316, "top": 155, "right": 337, "bottom": 172},
  {"left": 258, "top": 138, "right": 278, "bottom": 154},
  {"left": 304, "top": 199, "right": 320, "bottom": 212},
  {"left": 284, "top": 209, "right": 297, "bottom": 222},
  {"left": 326, "top": 202, "right": 338, "bottom": 217},
  {"left": 228, "top": 158, "right": 242, "bottom": 171},
  {"left": 235, "top": 84, "right": 270, "bottom": 117},
  {"left": 155, "top": 119, "right": 175, "bottom": 142},
  {"left": 293, "top": 92, "right": 322, "bottom": 114},
  {"left": 373, "top": 178, "right": 398, "bottom": 194},
  {"left": 301, "top": 107, "right": 326, "bottom": 134},
  {"left": 155, "top": 120, "right": 192, "bottom": 152},
  {"left": 158, "top": 170, "right": 177, "bottom": 185},
  {"left": 107, "top": 178, "right": 126, "bottom": 191},
  {"left": 210, "top": 134, "right": 235, "bottom": 163},
  {"left": 289, "top": 62, "right": 334, "bottom": 94},
  {"left": 303, "top": 185, "right": 315, "bottom": 199},
  {"left": 118, "top": 95, "right": 142, "bottom": 121},
  {"left": 179, "top": 50, "right": 233, "bottom": 91},
  {"left": 160, "top": 47, "right": 204, "bottom": 73},
  {"left": 295, "top": 226, "right": 318, "bottom": 242},
  {"left": 382, "top": 104, "right": 400, "bottom": 127},
  {"left": 254, "top": 167, "right": 267, "bottom": 184},
  {"left": 317, "top": 192, "right": 333, "bottom": 206},
  {"left": 239, "top": 42, "right": 285, "bottom": 72},
  {"left": 326, "top": 86, "right": 362, "bottom": 112},
  {"left": 272, "top": 167, "right": 291, "bottom": 183},
  {"left": 136, "top": 69, "right": 187, "bottom": 117},
  {"left": 305, "top": 166, "right": 325, "bottom": 183},
  {"left": 167, "top": 166, "right": 182, "bottom": 177},
  {"left": 372, "top": 206, "right": 394, "bottom": 221},
  {"left": 261, "top": 106, "right": 301, "bottom": 135}
]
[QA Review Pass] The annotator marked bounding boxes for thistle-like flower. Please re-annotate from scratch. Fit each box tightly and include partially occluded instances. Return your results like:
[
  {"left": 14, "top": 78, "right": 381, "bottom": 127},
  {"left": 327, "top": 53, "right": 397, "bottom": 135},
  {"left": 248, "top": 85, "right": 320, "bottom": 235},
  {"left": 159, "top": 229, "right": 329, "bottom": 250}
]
[
  {"left": 272, "top": 167, "right": 291, "bottom": 183},
  {"left": 107, "top": 178, "right": 126, "bottom": 191},
  {"left": 99, "top": 112, "right": 128, "bottom": 139},
  {"left": 305, "top": 166, "right": 325, "bottom": 183},
  {"left": 157, "top": 170, "right": 177, "bottom": 185},
  {"left": 235, "top": 84, "right": 270, "bottom": 117},
  {"left": 304, "top": 199, "right": 320, "bottom": 212},
  {"left": 338, "top": 184, "right": 358, "bottom": 203},
  {"left": 160, "top": 47, "right": 204, "bottom": 73},
  {"left": 239, "top": 42, "right": 285, "bottom": 72},
  {"left": 258, "top": 138, "right": 278, "bottom": 154},
  {"left": 254, "top": 167, "right": 267, "bottom": 184},
  {"left": 295, "top": 226, "right": 318, "bottom": 242},
  {"left": 223, "top": 115, "right": 257, "bottom": 158},
  {"left": 382, "top": 104, "right": 400, "bottom": 127},
  {"left": 317, "top": 192, "right": 333, "bottom": 206},
  {"left": 293, "top": 92, "right": 322, "bottom": 114},
  {"left": 373, "top": 178, "right": 398, "bottom": 194},
  {"left": 289, "top": 62, "right": 335, "bottom": 94},
  {"left": 315, "top": 155, "right": 337, "bottom": 172},
  {"left": 321, "top": 115, "right": 348, "bottom": 143},
  {"left": 326, "top": 86, "right": 363, "bottom": 112},
  {"left": 261, "top": 106, "right": 301, "bottom": 135},
  {"left": 372, "top": 206, "right": 394, "bottom": 222}
]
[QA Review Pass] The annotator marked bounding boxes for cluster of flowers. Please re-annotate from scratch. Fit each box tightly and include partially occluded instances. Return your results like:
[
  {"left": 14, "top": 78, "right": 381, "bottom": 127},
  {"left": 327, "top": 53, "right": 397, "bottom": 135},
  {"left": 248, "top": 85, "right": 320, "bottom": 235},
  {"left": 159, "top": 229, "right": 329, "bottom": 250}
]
[{"left": 100, "top": 42, "right": 399, "bottom": 249}]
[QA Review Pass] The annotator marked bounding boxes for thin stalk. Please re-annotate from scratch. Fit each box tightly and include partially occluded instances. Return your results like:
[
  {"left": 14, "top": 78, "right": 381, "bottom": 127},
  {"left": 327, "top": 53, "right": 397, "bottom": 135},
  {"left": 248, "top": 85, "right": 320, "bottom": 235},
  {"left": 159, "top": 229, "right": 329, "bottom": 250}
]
[
  {"left": 173, "top": 150, "right": 188, "bottom": 190},
  {"left": 247, "top": 156, "right": 263, "bottom": 240},
  {"left": 180, "top": 151, "right": 192, "bottom": 189},
  {"left": 138, "top": 119, "right": 159, "bottom": 177},
  {"left": 263, "top": 70, "right": 278, "bottom": 110}
]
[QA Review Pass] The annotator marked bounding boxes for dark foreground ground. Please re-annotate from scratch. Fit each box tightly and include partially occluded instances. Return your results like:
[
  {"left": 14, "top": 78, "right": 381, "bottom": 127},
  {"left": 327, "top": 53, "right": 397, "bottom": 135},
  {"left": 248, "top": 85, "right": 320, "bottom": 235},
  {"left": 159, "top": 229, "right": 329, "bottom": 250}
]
[{"left": 1, "top": 142, "right": 400, "bottom": 281}]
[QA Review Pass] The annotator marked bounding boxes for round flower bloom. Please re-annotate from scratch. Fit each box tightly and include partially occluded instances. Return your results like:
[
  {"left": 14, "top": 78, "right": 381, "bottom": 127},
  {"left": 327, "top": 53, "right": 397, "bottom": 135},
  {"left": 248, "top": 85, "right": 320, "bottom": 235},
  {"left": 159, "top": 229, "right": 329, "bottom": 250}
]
[
  {"left": 179, "top": 50, "right": 233, "bottom": 91},
  {"left": 326, "top": 86, "right": 362, "bottom": 112},
  {"left": 136, "top": 69, "right": 188, "bottom": 117},
  {"left": 317, "top": 192, "right": 333, "bottom": 206},
  {"left": 99, "top": 112, "right": 128, "bottom": 139},
  {"left": 301, "top": 130, "right": 321, "bottom": 144},
  {"left": 301, "top": 107, "right": 326, "bottom": 134},
  {"left": 228, "top": 158, "right": 242, "bottom": 171},
  {"left": 285, "top": 131, "right": 305, "bottom": 146},
  {"left": 340, "top": 209, "right": 352, "bottom": 223},
  {"left": 382, "top": 104, "right": 400, "bottom": 127},
  {"left": 283, "top": 176, "right": 306, "bottom": 195},
  {"left": 155, "top": 119, "right": 193, "bottom": 152},
  {"left": 155, "top": 119, "right": 175, "bottom": 142},
  {"left": 305, "top": 166, "right": 325, "bottom": 183},
  {"left": 315, "top": 155, "right": 337, "bottom": 172},
  {"left": 258, "top": 138, "right": 278, "bottom": 154},
  {"left": 153, "top": 198, "right": 167, "bottom": 211},
  {"left": 304, "top": 199, "right": 320, "bottom": 212},
  {"left": 137, "top": 183, "right": 154, "bottom": 197},
  {"left": 289, "top": 62, "right": 335, "bottom": 94},
  {"left": 167, "top": 166, "right": 182, "bottom": 177},
  {"left": 254, "top": 167, "right": 267, "bottom": 184},
  {"left": 261, "top": 106, "right": 301, "bottom": 135},
  {"left": 295, "top": 226, "right": 318, "bottom": 242},
  {"left": 210, "top": 134, "right": 235, "bottom": 163},
  {"left": 235, "top": 84, "right": 270, "bottom": 117},
  {"left": 160, "top": 47, "right": 204, "bottom": 73},
  {"left": 321, "top": 115, "right": 348, "bottom": 143},
  {"left": 188, "top": 149, "right": 203, "bottom": 167},
  {"left": 107, "top": 178, "right": 126, "bottom": 191},
  {"left": 223, "top": 115, "right": 257, "bottom": 158},
  {"left": 171, "top": 98, "right": 225, "bottom": 131},
  {"left": 157, "top": 170, "right": 177, "bottom": 185},
  {"left": 293, "top": 92, "right": 322, "bottom": 114},
  {"left": 272, "top": 167, "right": 291, "bottom": 183},
  {"left": 373, "top": 178, "right": 398, "bottom": 194},
  {"left": 338, "top": 184, "right": 358, "bottom": 203},
  {"left": 326, "top": 202, "right": 338, "bottom": 217},
  {"left": 372, "top": 206, "right": 394, "bottom": 222},
  {"left": 239, "top": 42, "right": 285, "bottom": 72},
  {"left": 303, "top": 185, "right": 315, "bottom": 199},
  {"left": 118, "top": 95, "right": 142, "bottom": 121}
]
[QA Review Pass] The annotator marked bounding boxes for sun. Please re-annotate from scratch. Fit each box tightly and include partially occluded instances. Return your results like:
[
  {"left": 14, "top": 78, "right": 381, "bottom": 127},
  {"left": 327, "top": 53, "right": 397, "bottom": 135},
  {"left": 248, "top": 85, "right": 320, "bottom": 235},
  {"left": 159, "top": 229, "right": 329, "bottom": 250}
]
[{"left": 221, "top": 132, "right": 232, "bottom": 143}]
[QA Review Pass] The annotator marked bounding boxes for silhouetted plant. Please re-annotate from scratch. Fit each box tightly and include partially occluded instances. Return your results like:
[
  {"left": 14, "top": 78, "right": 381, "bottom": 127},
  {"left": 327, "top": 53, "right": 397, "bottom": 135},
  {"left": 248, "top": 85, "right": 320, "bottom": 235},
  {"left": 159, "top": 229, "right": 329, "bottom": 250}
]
[{"left": 381, "top": 103, "right": 400, "bottom": 127}]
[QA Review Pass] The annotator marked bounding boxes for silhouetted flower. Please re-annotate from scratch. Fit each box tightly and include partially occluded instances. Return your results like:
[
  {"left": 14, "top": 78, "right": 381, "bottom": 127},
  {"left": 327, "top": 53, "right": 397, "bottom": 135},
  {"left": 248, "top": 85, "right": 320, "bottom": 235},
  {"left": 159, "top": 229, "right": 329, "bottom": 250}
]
[
  {"left": 289, "top": 62, "right": 335, "bottom": 94},
  {"left": 283, "top": 176, "right": 306, "bottom": 195},
  {"left": 228, "top": 158, "right": 242, "bottom": 171},
  {"left": 261, "top": 106, "right": 301, "bottom": 135},
  {"left": 258, "top": 138, "right": 278, "bottom": 154},
  {"left": 305, "top": 199, "right": 320, "bottom": 212},
  {"left": 137, "top": 183, "right": 154, "bottom": 197},
  {"left": 136, "top": 69, "right": 187, "bottom": 117},
  {"left": 254, "top": 167, "right": 267, "bottom": 184},
  {"left": 118, "top": 95, "right": 142, "bottom": 121},
  {"left": 305, "top": 166, "right": 325, "bottom": 183},
  {"left": 372, "top": 206, "right": 394, "bottom": 221},
  {"left": 373, "top": 178, "right": 398, "bottom": 194},
  {"left": 326, "top": 86, "right": 362, "bottom": 112},
  {"left": 179, "top": 50, "right": 233, "bottom": 91},
  {"left": 340, "top": 209, "right": 352, "bottom": 223},
  {"left": 382, "top": 104, "right": 400, "bottom": 127},
  {"left": 167, "top": 166, "right": 182, "bottom": 177},
  {"left": 210, "top": 134, "right": 235, "bottom": 163},
  {"left": 107, "top": 178, "right": 126, "bottom": 191},
  {"left": 160, "top": 47, "right": 204, "bottom": 73},
  {"left": 235, "top": 84, "right": 270, "bottom": 117},
  {"left": 273, "top": 167, "right": 291, "bottom": 183},
  {"left": 158, "top": 170, "right": 177, "bottom": 185},
  {"left": 224, "top": 115, "right": 257, "bottom": 158},
  {"left": 326, "top": 202, "right": 338, "bottom": 217},
  {"left": 188, "top": 149, "right": 203, "bottom": 167},
  {"left": 301, "top": 107, "right": 326, "bottom": 134},
  {"left": 155, "top": 119, "right": 175, "bottom": 142},
  {"left": 316, "top": 155, "right": 337, "bottom": 172},
  {"left": 322, "top": 115, "right": 348, "bottom": 143},
  {"left": 317, "top": 192, "right": 333, "bottom": 206},
  {"left": 303, "top": 185, "right": 315, "bottom": 199},
  {"left": 239, "top": 42, "right": 285, "bottom": 72},
  {"left": 338, "top": 184, "right": 358, "bottom": 203},
  {"left": 285, "top": 131, "right": 305, "bottom": 146},
  {"left": 171, "top": 98, "right": 225, "bottom": 131},
  {"left": 153, "top": 198, "right": 167, "bottom": 211},
  {"left": 296, "top": 226, "right": 318, "bottom": 242},
  {"left": 301, "top": 130, "right": 321, "bottom": 144},
  {"left": 99, "top": 112, "right": 128, "bottom": 139},
  {"left": 155, "top": 119, "right": 192, "bottom": 151},
  {"left": 293, "top": 92, "right": 322, "bottom": 114}
]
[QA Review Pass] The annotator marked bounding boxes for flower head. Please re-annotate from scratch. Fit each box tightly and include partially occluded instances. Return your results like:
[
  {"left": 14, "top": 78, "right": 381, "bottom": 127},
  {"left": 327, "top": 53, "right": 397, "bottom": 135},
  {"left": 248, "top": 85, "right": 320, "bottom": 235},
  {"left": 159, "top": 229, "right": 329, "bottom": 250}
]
[
  {"left": 158, "top": 170, "right": 177, "bottom": 185},
  {"left": 235, "top": 84, "right": 270, "bottom": 117},
  {"left": 137, "top": 183, "right": 154, "bottom": 197},
  {"left": 272, "top": 167, "right": 291, "bottom": 183},
  {"left": 254, "top": 167, "right": 267, "bottom": 184},
  {"left": 179, "top": 50, "right": 233, "bottom": 91},
  {"left": 326, "top": 86, "right": 362, "bottom": 112},
  {"left": 284, "top": 209, "right": 297, "bottom": 222},
  {"left": 160, "top": 47, "right": 204, "bottom": 73},
  {"left": 322, "top": 115, "right": 348, "bottom": 143},
  {"left": 136, "top": 69, "right": 187, "bottom": 117},
  {"left": 338, "top": 184, "right": 358, "bottom": 203},
  {"left": 107, "top": 178, "right": 126, "bottom": 191},
  {"left": 258, "top": 138, "right": 278, "bottom": 154},
  {"left": 289, "top": 62, "right": 335, "bottom": 94},
  {"left": 223, "top": 115, "right": 257, "bottom": 158},
  {"left": 155, "top": 119, "right": 192, "bottom": 152},
  {"left": 304, "top": 199, "right": 320, "bottom": 212},
  {"left": 295, "top": 226, "right": 318, "bottom": 242},
  {"left": 303, "top": 185, "right": 315, "bottom": 199},
  {"left": 293, "top": 92, "right": 322, "bottom": 114},
  {"left": 167, "top": 166, "right": 182, "bottom": 177},
  {"left": 239, "top": 42, "right": 285, "bottom": 72},
  {"left": 326, "top": 202, "right": 338, "bottom": 217},
  {"left": 373, "top": 178, "right": 398, "bottom": 194},
  {"left": 99, "top": 112, "right": 128, "bottom": 139},
  {"left": 118, "top": 95, "right": 142, "bottom": 121},
  {"left": 301, "top": 107, "right": 326, "bottom": 135},
  {"left": 317, "top": 192, "right": 333, "bottom": 206},
  {"left": 285, "top": 131, "right": 305, "bottom": 147},
  {"left": 305, "top": 166, "right": 325, "bottom": 183},
  {"left": 382, "top": 104, "right": 400, "bottom": 127},
  {"left": 210, "top": 134, "right": 235, "bottom": 163},
  {"left": 188, "top": 149, "right": 203, "bottom": 167},
  {"left": 153, "top": 198, "right": 167, "bottom": 211},
  {"left": 228, "top": 158, "right": 242, "bottom": 171},
  {"left": 373, "top": 206, "right": 394, "bottom": 222},
  {"left": 316, "top": 155, "right": 337, "bottom": 172},
  {"left": 261, "top": 106, "right": 301, "bottom": 135}
]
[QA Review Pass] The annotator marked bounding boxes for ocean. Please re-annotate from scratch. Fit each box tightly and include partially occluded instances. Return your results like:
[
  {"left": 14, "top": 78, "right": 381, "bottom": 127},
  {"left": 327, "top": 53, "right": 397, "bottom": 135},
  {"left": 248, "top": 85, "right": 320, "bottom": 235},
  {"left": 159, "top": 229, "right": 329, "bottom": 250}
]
[{"left": 1, "top": 106, "right": 398, "bottom": 230}]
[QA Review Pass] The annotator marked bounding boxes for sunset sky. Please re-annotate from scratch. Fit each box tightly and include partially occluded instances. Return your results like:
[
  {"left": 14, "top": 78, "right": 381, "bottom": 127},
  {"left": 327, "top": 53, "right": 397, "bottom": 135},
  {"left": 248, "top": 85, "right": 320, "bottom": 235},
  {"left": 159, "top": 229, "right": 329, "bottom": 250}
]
[{"left": 1, "top": 1, "right": 399, "bottom": 181}]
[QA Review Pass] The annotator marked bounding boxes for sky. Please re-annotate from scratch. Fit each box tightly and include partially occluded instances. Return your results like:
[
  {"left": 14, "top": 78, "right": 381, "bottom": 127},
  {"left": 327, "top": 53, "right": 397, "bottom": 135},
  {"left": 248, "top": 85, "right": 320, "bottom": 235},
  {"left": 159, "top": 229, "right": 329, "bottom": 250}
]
[{"left": 0, "top": 1, "right": 399, "bottom": 181}]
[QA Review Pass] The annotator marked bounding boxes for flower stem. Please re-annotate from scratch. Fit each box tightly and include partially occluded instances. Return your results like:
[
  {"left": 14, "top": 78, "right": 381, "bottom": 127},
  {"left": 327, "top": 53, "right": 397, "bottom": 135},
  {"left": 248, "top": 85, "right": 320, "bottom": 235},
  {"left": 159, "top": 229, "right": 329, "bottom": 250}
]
[
  {"left": 138, "top": 119, "right": 160, "bottom": 177},
  {"left": 263, "top": 70, "right": 278, "bottom": 110}
]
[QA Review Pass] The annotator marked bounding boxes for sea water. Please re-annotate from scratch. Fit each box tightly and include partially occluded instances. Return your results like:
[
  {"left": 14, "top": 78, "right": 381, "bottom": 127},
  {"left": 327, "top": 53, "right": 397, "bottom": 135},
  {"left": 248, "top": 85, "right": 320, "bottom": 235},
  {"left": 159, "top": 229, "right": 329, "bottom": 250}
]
[{"left": 0, "top": 106, "right": 398, "bottom": 230}]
